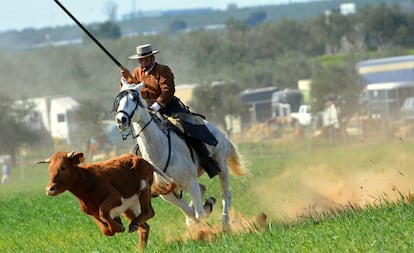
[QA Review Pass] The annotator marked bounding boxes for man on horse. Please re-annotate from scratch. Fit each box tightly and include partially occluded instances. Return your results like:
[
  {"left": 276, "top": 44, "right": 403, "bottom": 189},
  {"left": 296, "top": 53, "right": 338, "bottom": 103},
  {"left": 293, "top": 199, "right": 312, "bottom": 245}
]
[{"left": 119, "top": 44, "right": 221, "bottom": 178}]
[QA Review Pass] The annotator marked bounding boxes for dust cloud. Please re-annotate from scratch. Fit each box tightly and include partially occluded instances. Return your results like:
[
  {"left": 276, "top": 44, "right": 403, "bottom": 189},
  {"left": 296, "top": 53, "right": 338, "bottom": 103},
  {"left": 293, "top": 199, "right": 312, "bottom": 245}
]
[
  {"left": 250, "top": 160, "right": 414, "bottom": 221},
  {"left": 165, "top": 210, "right": 268, "bottom": 243},
  {"left": 164, "top": 141, "right": 414, "bottom": 243}
]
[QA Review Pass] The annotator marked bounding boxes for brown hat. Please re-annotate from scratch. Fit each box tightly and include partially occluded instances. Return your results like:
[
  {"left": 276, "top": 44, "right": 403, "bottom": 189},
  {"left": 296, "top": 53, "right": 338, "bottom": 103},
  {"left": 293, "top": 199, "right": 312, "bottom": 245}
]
[{"left": 128, "top": 44, "right": 160, "bottom": 59}]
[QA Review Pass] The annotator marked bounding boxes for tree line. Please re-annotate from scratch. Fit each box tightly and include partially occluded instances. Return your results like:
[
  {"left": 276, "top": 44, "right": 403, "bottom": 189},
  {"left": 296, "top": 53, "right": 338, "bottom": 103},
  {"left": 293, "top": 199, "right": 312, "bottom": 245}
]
[{"left": 0, "top": 2, "right": 413, "bottom": 159}]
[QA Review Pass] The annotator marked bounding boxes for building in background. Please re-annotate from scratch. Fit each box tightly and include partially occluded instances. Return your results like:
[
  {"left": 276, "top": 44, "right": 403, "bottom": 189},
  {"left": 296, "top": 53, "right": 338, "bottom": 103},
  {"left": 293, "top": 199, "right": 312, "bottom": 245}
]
[
  {"left": 357, "top": 55, "right": 414, "bottom": 120},
  {"left": 15, "top": 96, "right": 80, "bottom": 145}
]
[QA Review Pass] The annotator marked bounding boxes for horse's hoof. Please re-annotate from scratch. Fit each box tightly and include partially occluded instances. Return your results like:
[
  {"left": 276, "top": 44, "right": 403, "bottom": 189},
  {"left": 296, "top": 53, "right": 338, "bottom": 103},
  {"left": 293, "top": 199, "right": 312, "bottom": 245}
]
[
  {"left": 129, "top": 224, "right": 138, "bottom": 233},
  {"left": 204, "top": 197, "right": 216, "bottom": 214},
  {"left": 206, "top": 197, "right": 216, "bottom": 205}
]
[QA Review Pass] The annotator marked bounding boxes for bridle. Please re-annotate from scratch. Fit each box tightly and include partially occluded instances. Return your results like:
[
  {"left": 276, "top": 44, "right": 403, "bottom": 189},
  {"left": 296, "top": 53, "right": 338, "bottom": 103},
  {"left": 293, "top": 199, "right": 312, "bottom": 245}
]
[
  {"left": 113, "top": 89, "right": 154, "bottom": 140},
  {"left": 113, "top": 88, "right": 173, "bottom": 175},
  {"left": 114, "top": 90, "right": 140, "bottom": 124}
]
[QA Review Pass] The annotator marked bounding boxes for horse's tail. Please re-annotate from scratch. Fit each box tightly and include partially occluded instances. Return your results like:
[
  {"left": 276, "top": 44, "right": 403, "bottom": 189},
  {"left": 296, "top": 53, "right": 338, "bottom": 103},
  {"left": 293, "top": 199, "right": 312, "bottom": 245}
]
[{"left": 227, "top": 141, "right": 249, "bottom": 176}]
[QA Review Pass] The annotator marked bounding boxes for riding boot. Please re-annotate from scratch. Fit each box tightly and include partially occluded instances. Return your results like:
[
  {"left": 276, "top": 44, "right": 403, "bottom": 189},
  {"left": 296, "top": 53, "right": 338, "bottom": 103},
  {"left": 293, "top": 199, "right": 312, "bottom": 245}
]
[{"left": 190, "top": 139, "right": 221, "bottom": 178}]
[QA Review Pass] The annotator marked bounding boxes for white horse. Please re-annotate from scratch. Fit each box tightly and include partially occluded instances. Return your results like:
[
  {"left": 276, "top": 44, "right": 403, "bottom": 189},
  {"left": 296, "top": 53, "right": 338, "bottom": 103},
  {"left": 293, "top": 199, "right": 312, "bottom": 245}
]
[{"left": 113, "top": 83, "right": 247, "bottom": 230}]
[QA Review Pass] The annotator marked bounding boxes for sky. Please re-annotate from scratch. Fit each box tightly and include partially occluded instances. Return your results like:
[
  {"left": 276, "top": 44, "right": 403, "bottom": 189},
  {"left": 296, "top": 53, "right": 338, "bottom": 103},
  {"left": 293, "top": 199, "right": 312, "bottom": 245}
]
[{"left": 0, "top": 0, "right": 304, "bottom": 32}]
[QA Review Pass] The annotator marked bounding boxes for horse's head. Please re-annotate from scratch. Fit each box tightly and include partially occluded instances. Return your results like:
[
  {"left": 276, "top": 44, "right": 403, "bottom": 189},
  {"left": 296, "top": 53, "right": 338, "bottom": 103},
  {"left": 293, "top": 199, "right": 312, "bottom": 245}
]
[{"left": 113, "top": 82, "right": 145, "bottom": 131}]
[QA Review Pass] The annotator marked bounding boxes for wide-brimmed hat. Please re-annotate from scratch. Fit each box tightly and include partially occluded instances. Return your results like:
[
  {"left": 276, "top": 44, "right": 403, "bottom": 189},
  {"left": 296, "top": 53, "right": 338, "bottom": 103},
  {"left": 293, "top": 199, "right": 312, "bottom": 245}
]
[{"left": 128, "top": 44, "right": 160, "bottom": 59}]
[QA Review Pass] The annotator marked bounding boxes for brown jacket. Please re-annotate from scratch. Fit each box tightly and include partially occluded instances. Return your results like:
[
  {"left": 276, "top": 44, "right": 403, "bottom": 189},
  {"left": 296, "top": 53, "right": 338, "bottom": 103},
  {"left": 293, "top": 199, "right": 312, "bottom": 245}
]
[{"left": 128, "top": 62, "right": 175, "bottom": 108}]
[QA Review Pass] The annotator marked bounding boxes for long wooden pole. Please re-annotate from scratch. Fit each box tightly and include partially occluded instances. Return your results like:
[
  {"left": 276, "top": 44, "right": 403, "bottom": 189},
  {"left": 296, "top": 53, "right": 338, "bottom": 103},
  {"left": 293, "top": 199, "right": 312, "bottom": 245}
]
[{"left": 53, "top": 0, "right": 125, "bottom": 69}]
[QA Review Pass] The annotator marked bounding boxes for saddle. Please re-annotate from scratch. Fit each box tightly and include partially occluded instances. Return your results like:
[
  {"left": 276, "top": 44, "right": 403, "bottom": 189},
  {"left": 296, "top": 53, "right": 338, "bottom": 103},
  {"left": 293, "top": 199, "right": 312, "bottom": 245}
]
[
  {"left": 153, "top": 110, "right": 221, "bottom": 178},
  {"left": 166, "top": 112, "right": 218, "bottom": 146}
]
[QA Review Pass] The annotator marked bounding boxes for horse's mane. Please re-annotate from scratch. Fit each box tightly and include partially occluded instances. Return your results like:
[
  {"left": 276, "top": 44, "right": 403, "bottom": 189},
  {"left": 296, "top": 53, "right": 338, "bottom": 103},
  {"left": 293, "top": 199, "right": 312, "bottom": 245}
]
[{"left": 112, "top": 90, "right": 129, "bottom": 113}]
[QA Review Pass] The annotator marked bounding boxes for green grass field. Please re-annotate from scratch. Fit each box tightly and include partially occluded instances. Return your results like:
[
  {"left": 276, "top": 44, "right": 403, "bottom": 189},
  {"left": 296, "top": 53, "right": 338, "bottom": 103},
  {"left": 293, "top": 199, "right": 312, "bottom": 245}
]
[{"left": 1, "top": 138, "right": 414, "bottom": 252}]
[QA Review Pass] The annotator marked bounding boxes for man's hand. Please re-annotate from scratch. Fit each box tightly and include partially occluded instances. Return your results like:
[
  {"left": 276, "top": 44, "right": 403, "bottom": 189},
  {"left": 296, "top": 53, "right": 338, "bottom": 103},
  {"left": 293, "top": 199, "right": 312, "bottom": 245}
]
[
  {"left": 120, "top": 68, "right": 131, "bottom": 80},
  {"left": 148, "top": 105, "right": 163, "bottom": 120}
]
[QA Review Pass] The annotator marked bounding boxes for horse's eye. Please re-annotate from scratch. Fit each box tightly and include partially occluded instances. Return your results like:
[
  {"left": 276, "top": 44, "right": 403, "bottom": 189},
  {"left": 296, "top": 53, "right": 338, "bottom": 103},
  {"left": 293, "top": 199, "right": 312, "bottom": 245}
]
[{"left": 61, "top": 167, "right": 66, "bottom": 171}]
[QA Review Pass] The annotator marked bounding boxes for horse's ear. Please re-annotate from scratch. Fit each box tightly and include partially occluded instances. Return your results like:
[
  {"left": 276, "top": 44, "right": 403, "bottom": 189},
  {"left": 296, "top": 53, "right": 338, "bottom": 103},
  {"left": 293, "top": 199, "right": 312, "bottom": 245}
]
[
  {"left": 136, "top": 82, "right": 144, "bottom": 92},
  {"left": 120, "top": 79, "right": 132, "bottom": 91}
]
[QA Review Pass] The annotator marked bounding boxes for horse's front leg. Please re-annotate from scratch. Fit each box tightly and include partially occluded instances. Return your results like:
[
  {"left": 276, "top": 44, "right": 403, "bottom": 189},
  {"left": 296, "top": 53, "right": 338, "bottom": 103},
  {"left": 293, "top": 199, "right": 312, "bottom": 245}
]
[
  {"left": 187, "top": 179, "right": 208, "bottom": 221},
  {"left": 188, "top": 183, "right": 206, "bottom": 208},
  {"left": 160, "top": 192, "right": 198, "bottom": 225}
]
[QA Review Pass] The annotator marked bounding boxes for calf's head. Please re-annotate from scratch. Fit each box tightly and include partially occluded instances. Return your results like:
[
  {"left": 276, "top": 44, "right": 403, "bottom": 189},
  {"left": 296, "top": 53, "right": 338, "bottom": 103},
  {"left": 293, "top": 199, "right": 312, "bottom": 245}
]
[{"left": 36, "top": 151, "right": 85, "bottom": 196}]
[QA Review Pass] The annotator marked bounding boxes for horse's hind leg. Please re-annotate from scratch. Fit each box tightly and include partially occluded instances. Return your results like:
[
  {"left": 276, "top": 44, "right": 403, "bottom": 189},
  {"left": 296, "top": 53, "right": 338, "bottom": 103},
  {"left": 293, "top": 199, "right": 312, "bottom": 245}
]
[{"left": 218, "top": 163, "right": 232, "bottom": 231}]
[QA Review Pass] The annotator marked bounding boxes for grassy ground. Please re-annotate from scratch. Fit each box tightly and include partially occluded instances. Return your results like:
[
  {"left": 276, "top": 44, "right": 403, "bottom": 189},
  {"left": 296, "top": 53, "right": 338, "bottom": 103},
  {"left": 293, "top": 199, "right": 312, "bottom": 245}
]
[{"left": 1, "top": 137, "right": 414, "bottom": 252}]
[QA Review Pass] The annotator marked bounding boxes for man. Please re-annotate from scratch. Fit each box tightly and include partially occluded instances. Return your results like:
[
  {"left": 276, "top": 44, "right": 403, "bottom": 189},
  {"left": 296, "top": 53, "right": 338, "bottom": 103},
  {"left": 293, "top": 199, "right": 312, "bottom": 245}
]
[
  {"left": 1, "top": 159, "right": 10, "bottom": 184},
  {"left": 120, "top": 44, "right": 221, "bottom": 178}
]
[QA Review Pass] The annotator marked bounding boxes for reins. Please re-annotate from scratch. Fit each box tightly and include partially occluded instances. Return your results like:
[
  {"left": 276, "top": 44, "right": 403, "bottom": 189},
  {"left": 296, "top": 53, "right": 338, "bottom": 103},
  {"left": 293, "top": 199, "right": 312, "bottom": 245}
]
[{"left": 131, "top": 116, "right": 153, "bottom": 139}]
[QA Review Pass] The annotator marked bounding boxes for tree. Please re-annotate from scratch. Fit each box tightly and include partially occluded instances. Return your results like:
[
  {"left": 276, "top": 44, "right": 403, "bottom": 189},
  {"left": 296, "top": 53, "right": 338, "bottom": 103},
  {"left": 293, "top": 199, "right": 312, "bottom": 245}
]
[
  {"left": 189, "top": 82, "right": 242, "bottom": 133},
  {"left": 168, "top": 19, "right": 188, "bottom": 34},
  {"left": 305, "top": 11, "right": 353, "bottom": 55},
  {"left": 355, "top": 4, "right": 413, "bottom": 49},
  {"left": 310, "top": 56, "right": 360, "bottom": 129},
  {"left": 83, "top": 21, "right": 121, "bottom": 43},
  {"left": 75, "top": 98, "right": 108, "bottom": 140},
  {"left": 0, "top": 93, "right": 42, "bottom": 164},
  {"left": 245, "top": 10, "right": 267, "bottom": 27},
  {"left": 225, "top": 18, "right": 248, "bottom": 32}
]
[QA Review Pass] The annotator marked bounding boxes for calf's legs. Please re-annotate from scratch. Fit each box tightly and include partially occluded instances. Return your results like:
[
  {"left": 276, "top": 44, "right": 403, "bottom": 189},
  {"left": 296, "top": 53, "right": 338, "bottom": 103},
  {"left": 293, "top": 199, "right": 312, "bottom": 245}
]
[
  {"left": 137, "top": 223, "right": 150, "bottom": 252},
  {"left": 99, "top": 191, "right": 125, "bottom": 234},
  {"left": 93, "top": 216, "right": 115, "bottom": 236},
  {"left": 129, "top": 186, "right": 154, "bottom": 233}
]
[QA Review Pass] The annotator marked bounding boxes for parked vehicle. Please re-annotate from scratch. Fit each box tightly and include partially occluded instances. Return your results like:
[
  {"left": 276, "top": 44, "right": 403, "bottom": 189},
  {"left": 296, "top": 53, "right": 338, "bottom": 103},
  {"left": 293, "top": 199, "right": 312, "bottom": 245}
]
[
  {"left": 401, "top": 97, "right": 414, "bottom": 121},
  {"left": 240, "top": 86, "right": 279, "bottom": 130},
  {"left": 271, "top": 89, "right": 304, "bottom": 117},
  {"left": 291, "top": 105, "right": 312, "bottom": 127}
]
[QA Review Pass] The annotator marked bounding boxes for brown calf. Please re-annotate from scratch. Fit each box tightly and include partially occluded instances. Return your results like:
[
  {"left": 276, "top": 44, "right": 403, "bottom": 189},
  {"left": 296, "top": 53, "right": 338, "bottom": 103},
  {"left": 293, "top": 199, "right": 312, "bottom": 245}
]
[{"left": 36, "top": 151, "right": 165, "bottom": 252}]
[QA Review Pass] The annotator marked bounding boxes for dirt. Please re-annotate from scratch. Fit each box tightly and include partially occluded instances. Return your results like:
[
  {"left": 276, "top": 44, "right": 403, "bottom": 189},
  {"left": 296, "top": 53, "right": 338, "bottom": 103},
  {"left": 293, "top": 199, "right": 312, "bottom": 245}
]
[
  {"left": 166, "top": 127, "right": 414, "bottom": 241},
  {"left": 250, "top": 162, "right": 414, "bottom": 221},
  {"left": 166, "top": 160, "right": 413, "bottom": 242}
]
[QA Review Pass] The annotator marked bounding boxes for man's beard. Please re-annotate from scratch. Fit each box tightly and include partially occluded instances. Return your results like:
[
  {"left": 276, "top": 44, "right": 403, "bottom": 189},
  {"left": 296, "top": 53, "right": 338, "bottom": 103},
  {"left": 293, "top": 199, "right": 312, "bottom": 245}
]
[{"left": 143, "top": 62, "right": 155, "bottom": 72}]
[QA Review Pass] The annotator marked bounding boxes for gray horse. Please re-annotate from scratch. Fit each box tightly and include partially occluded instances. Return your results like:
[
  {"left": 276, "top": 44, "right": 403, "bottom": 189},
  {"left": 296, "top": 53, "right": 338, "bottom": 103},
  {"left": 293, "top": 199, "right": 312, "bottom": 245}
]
[{"left": 113, "top": 83, "right": 247, "bottom": 230}]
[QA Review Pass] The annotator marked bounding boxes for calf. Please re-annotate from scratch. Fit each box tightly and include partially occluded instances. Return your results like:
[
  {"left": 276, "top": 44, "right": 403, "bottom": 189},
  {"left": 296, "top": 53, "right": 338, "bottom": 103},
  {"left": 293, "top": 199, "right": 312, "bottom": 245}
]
[{"left": 36, "top": 151, "right": 168, "bottom": 252}]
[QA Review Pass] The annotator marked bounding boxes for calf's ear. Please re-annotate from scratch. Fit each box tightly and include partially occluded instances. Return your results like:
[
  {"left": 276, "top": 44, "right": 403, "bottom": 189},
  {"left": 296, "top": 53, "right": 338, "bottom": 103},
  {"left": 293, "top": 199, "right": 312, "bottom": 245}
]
[{"left": 69, "top": 152, "right": 85, "bottom": 165}]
